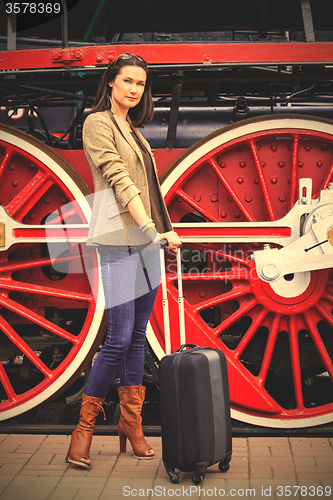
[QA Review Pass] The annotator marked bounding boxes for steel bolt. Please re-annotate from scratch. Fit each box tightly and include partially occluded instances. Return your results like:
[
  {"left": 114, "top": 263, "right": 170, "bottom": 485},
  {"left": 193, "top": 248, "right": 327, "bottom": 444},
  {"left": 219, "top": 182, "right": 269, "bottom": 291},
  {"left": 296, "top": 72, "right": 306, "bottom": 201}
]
[
  {"left": 96, "top": 55, "right": 103, "bottom": 63},
  {"left": 26, "top": 299, "right": 34, "bottom": 307},
  {"left": 199, "top": 291, "right": 206, "bottom": 298},
  {"left": 245, "top": 194, "right": 252, "bottom": 202},
  {"left": 193, "top": 194, "right": 201, "bottom": 202},
  {"left": 74, "top": 50, "right": 82, "bottom": 59},
  {"left": 52, "top": 52, "right": 60, "bottom": 60},
  {"left": 279, "top": 194, "right": 287, "bottom": 202},
  {"left": 210, "top": 194, "right": 218, "bottom": 202}
]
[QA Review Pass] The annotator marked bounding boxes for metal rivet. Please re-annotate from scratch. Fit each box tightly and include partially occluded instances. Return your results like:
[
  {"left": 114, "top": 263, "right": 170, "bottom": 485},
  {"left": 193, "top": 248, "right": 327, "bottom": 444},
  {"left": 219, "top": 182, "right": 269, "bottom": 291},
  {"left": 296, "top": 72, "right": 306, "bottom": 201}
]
[
  {"left": 177, "top": 196, "right": 183, "bottom": 203},
  {"left": 237, "top": 177, "right": 244, "bottom": 184},
  {"left": 44, "top": 195, "right": 51, "bottom": 203},
  {"left": 298, "top": 161, "right": 304, "bottom": 168},
  {"left": 9, "top": 164, "right": 15, "bottom": 171},
  {"left": 239, "top": 161, "right": 246, "bottom": 168},
  {"left": 210, "top": 194, "right": 218, "bottom": 202},
  {"left": 220, "top": 161, "right": 227, "bottom": 168},
  {"left": 278, "top": 161, "right": 285, "bottom": 168},
  {"left": 199, "top": 291, "right": 206, "bottom": 298},
  {"left": 305, "top": 144, "right": 311, "bottom": 151},
  {"left": 28, "top": 214, "right": 35, "bottom": 220},
  {"left": 322, "top": 144, "right": 328, "bottom": 151},
  {"left": 279, "top": 194, "right": 287, "bottom": 202},
  {"left": 193, "top": 194, "right": 201, "bottom": 202},
  {"left": 271, "top": 144, "right": 277, "bottom": 152},
  {"left": 12, "top": 180, "right": 18, "bottom": 187},
  {"left": 234, "top": 212, "right": 240, "bottom": 218},
  {"left": 317, "top": 160, "right": 323, "bottom": 167},
  {"left": 220, "top": 212, "right": 227, "bottom": 218},
  {"left": 254, "top": 178, "right": 260, "bottom": 184},
  {"left": 245, "top": 194, "right": 252, "bottom": 202},
  {"left": 227, "top": 195, "right": 233, "bottom": 202},
  {"left": 261, "top": 161, "right": 266, "bottom": 167},
  {"left": 271, "top": 177, "right": 278, "bottom": 184}
]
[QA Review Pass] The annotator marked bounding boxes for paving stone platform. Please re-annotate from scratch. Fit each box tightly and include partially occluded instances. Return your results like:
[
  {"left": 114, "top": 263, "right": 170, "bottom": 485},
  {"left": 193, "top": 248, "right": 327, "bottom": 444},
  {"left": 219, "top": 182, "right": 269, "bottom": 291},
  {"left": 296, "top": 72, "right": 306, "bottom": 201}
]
[{"left": 0, "top": 434, "right": 333, "bottom": 499}]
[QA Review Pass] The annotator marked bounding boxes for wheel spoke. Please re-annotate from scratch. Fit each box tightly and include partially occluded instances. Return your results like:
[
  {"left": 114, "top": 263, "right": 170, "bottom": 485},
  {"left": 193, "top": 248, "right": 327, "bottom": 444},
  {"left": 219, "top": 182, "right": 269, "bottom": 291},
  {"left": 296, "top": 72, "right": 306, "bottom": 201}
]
[
  {"left": 0, "top": 362, "right": 16, "bottom": 400},
  {"left": 289, "top": 315, "right": 304, "bottom": 410},
  {"left": 215, "top": 297, "right": 257, "bottom": 336},
  {"left": 175, "top": 189, "right": 219, "bottom": 221},
  {"left": 0, "top": 149, "right": 14, "bottom": 184},
  {"left": 208, "top": 158, "right": 256, "bottom": 222},
  {"left": 258, "top": 314, "right": 280, "bottom": 386},
  {"left": 0, "top": 280, "right": 93, "bottom": 303},
  {"left": 0, "top": 295, "right": 79, "bottom": 344},
  {"left": 0, "top": 316, "right": 52, "bottom": 377},
  {"left": 305, "top": 310, "right": 333, "bottom": 380},
  {"left": 316, "top": 303, "right": 333, "bottom": 328},
  {"left": 234, "top": 306, "right": 268, "bottom": 358},
  {"left": 5, "top": 171, "right": 53, "bottom": 220},
  {"left": 193, "top": 284, "right": 252, "bottom": 313},
  {"left": 249, "top": 138, "right": 277, "bottom": 221},
  {"left": 0, "top": 251, "right": 91, "bottom": 275},
  {"left": 289, "top": 135, "right": 300, "bottom": 211}
]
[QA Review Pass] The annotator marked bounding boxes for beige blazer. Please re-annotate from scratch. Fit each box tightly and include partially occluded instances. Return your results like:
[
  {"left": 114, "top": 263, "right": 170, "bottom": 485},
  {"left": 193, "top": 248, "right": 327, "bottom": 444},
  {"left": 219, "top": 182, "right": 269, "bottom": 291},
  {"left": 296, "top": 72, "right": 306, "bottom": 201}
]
[{"left": 82, "top": 103, "right": 173, "bottom": 247}]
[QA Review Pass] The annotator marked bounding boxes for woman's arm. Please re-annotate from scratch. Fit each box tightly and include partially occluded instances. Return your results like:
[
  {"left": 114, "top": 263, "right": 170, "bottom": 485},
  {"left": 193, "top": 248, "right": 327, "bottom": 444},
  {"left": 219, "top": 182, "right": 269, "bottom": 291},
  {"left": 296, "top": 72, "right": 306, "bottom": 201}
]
[{"left": 127, "top": 194, "right": 181, "bottom": 251}]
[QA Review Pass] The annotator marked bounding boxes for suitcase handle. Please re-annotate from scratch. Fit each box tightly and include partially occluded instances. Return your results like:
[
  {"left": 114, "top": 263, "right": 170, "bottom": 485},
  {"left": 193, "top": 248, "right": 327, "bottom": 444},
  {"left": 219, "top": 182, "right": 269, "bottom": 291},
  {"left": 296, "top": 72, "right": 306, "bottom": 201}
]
[
  {"left": 177, "top": 343, "right": 199, "bottom": 352},
  {"left": 159, "top": 239, "right": 185, "bottom": 354}
]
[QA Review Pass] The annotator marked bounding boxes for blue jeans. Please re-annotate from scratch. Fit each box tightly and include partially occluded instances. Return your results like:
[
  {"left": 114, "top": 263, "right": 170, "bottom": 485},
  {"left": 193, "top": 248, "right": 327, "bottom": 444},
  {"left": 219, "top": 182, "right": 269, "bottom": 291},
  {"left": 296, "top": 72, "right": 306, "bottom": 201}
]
[{"left": 85, "top": 245, "right": 161, "bottom": 398}]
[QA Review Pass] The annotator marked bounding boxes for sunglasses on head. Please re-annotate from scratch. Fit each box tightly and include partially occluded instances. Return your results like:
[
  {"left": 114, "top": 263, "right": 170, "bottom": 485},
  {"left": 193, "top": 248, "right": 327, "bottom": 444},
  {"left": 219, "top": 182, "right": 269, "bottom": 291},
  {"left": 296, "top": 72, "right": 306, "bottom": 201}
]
[{"left": 113, "top": 53, "right": 146, "bottom": 65}]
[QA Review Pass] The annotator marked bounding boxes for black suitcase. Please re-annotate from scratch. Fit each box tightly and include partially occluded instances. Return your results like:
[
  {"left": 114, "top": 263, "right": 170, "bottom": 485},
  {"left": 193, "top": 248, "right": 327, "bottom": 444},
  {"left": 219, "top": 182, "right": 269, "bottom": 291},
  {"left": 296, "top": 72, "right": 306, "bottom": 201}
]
[{"left": 158, "top": 244, "right": 232, "bottom": 484}]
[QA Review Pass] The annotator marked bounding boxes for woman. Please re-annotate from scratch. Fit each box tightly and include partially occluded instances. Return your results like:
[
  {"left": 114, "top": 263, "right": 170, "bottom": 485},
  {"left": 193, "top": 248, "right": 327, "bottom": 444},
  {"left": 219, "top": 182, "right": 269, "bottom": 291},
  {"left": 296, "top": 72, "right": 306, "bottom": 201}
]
[{"left": 65, "top": 54, "right": 181, "bottom": 468}]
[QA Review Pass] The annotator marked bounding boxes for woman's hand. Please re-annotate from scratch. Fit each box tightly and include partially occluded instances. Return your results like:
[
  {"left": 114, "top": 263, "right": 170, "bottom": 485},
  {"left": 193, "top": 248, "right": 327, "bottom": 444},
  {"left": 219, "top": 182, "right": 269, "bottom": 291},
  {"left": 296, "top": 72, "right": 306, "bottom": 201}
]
[{"left": 157, "top": 231, "right": 181, "bottom": 253}]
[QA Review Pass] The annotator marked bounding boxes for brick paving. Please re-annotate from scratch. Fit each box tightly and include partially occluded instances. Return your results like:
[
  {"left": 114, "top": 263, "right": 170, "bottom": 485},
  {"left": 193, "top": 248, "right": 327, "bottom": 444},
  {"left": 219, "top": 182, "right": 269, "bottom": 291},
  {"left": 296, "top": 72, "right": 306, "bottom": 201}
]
[{"left": 0, "top": 434, "right": 332, "bottom": 499}]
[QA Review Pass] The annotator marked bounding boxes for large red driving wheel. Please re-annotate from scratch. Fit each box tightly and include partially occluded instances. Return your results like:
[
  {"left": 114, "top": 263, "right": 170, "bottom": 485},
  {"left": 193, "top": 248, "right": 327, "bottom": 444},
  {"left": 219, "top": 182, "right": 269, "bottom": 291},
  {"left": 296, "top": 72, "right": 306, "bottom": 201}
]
[
  {"left": 148, "top": 115, "right": 333, "bottom": 428},
  {"left": 0, "top": 125, "right": 105, "bottom": 421}
]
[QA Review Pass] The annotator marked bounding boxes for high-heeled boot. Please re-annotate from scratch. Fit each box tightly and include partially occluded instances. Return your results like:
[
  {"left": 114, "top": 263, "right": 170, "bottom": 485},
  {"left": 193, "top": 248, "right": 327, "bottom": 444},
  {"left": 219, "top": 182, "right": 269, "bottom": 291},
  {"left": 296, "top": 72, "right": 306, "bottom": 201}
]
[
  {"left": 118, "top": 385, "right": 155, "bottom": 459},
  {"left": 65, "top": 394, "right": 105, "bottom": 468}
]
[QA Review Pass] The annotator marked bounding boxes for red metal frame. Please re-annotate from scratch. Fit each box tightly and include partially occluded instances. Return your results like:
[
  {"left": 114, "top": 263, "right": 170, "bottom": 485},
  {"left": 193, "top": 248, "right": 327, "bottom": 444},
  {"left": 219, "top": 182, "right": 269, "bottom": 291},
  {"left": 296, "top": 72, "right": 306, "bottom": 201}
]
[{"left": 0, "top": 42, "right": 332, "bottom": 71}]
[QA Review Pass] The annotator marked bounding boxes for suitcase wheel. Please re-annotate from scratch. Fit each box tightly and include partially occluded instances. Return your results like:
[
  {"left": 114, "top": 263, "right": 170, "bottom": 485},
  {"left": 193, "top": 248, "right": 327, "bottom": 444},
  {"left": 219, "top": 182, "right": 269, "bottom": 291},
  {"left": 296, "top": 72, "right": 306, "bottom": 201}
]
[
  {"left": 218, "top": 455, "right": 232, "bottom": 473},
  {"left": 165, "top": 467, "right": 181, "bottom": 484},
  {"left": 192, "top": 470, "right": 204, "bottom": 485}
]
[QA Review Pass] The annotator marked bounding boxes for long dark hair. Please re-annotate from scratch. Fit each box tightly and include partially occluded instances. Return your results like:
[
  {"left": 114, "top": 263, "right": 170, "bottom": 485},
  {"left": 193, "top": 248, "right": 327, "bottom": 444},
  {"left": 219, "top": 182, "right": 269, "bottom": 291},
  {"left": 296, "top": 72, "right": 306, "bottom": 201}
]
[{"left": 91, "top": 56, "right": 154, "bottom": 128}]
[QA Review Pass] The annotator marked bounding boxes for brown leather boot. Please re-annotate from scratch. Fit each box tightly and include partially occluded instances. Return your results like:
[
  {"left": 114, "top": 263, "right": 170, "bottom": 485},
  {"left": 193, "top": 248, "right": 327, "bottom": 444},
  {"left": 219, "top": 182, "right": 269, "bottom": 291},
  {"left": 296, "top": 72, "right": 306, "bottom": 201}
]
[
  {"left": 65, "top": 394, "right": 105, "bottom": 468},
  {"left": 118, "top": 385, "right": 155, "bottom": 459}
]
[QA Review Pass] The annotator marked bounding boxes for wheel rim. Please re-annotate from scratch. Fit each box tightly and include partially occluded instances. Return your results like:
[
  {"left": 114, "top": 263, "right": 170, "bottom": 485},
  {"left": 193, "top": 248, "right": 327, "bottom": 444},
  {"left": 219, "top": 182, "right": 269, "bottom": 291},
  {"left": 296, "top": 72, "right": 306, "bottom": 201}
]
[
  {"left": 148, "top": 115, "right": 333, "bottom": 428},
  {"left": 0, "top": 125, "right": 105, "bottom": 421}
]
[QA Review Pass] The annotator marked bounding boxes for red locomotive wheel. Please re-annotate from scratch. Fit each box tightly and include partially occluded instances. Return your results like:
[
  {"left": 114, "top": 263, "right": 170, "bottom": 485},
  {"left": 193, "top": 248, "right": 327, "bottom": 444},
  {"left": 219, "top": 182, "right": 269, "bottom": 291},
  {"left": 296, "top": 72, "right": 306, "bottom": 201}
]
[
  {"left": 148, "top": 115, "right": 333, "bottom": 428},
  {"left": 0, "top": 125, "right": 106, "bottom": 421}
]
